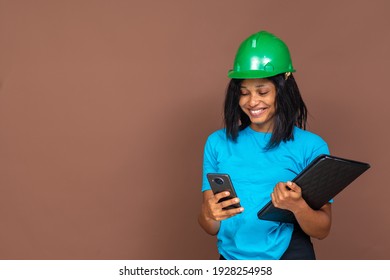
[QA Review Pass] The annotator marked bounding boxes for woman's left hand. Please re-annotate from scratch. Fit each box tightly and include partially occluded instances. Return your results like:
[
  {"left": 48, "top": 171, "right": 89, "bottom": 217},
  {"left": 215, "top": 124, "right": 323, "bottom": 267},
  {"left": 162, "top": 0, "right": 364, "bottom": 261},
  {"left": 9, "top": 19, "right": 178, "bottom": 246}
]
[
  {"left": 271, "top": 181, "right": 332, "bottom": 239},
  {"left": 271, "top": 181, "right": 304, "bottom": 212}
]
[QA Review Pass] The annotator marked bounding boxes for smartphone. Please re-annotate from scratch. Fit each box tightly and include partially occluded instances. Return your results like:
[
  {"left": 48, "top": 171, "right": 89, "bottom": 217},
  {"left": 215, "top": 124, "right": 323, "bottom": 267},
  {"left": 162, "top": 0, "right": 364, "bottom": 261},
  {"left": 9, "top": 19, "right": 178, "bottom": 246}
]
[{"left": 207, "top": 173, "right": 241, "bottom": 210}]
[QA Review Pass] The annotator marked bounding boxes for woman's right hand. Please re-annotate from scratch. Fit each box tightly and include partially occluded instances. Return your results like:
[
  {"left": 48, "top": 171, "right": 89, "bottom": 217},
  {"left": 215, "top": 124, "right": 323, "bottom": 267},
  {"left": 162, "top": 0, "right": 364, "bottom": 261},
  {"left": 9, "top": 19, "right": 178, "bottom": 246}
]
[
  {"left": 204, "top": 190, "right": 244, "bottom": 221},
  {"left": 198, "top": 190, "right": 244, "bottom": 235}
]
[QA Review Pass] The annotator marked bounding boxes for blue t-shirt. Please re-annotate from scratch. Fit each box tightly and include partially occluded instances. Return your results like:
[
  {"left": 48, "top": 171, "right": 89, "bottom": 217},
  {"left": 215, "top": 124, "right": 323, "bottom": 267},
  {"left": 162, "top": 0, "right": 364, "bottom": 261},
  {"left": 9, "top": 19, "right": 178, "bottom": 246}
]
[{"left": 202, "top": 126, "right": 330, "bottom": 260}]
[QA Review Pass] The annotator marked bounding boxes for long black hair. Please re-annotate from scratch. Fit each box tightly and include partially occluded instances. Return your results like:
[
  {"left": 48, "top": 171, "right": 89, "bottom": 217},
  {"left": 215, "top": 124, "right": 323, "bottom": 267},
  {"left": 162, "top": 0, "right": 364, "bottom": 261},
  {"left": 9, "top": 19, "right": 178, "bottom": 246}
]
[{"left": 223, "top": 73, "right": 307, "bottom": 150}]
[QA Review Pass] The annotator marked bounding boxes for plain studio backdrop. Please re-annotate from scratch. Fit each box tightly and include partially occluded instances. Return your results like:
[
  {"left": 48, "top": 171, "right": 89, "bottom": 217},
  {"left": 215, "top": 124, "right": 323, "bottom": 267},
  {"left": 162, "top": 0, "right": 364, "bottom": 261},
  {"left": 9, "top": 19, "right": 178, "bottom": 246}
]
[{"left": 0, "top": 0, "right": 389, "bottom": 260}]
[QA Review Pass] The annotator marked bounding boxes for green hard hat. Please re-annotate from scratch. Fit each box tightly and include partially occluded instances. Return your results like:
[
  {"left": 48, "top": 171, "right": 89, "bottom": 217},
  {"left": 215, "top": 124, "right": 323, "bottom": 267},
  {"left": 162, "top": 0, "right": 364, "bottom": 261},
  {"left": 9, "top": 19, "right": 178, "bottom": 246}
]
[{"left": 228, "top": 31, "right": 295, "bottom": 79}]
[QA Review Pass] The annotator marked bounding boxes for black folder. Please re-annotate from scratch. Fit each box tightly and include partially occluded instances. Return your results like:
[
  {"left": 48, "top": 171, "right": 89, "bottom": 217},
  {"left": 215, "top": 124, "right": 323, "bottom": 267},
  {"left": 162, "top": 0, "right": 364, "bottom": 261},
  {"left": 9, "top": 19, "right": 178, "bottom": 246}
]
[{"left": 257, "top": 154, "right": 370, "bottom": 224}]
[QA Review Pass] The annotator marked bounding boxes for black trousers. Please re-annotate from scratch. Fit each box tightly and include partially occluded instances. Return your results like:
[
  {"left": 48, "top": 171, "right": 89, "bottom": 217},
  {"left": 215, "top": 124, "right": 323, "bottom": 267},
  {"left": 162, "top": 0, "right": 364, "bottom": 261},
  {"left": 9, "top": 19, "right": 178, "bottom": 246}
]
[
  {"left": 280, "top": 225, "right": 316, "bottom": 260},
  {"left": 220, "top": 225, "right": 316, "bottom": 260}
]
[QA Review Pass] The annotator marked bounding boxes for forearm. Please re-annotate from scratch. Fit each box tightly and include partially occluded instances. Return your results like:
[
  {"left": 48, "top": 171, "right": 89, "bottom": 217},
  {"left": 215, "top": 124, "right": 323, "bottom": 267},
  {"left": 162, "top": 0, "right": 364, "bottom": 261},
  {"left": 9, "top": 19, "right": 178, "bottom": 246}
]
[{"left": 293, "top": 202, "right": 332, "bottom": 240}]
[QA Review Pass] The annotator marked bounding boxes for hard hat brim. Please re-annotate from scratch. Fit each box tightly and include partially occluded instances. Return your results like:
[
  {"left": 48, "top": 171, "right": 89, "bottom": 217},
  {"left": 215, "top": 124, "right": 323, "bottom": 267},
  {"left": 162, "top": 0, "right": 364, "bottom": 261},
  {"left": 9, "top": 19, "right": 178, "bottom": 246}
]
[{"left": 228, "top": 69, "right": 295, "bottom": 79}]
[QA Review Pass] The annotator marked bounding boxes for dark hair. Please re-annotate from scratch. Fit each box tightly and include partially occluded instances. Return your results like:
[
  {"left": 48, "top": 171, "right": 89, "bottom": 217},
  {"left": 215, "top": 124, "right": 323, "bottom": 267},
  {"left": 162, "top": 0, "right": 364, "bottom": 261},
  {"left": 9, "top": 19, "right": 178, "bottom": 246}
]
[{"left": 223, "top": 73, "right": 307, "bottom": 150}]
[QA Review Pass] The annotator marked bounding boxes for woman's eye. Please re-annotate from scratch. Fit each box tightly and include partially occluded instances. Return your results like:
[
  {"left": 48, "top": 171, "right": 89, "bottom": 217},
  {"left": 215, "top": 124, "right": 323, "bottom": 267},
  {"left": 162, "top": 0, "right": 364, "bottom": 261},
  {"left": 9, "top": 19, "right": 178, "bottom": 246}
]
[
  {"left": 258, "top": 91, "right": 268, "bottom": 96},
  {"left": 240, "top": 91, "right": 249, "bottom": 96}
]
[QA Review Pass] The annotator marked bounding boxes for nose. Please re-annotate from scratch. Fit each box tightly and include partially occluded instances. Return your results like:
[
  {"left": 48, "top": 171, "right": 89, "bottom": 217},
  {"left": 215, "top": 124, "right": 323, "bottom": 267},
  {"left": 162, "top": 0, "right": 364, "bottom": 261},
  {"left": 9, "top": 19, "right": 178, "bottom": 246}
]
[{"left": 248, "top": 93, "right": 260, "bottom": 107}]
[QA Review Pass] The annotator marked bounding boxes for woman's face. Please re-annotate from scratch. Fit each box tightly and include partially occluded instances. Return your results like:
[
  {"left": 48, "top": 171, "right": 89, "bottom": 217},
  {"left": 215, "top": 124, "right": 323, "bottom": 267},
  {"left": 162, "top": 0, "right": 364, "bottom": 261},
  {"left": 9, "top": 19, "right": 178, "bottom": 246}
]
[{"left": 239, "top": 78, "right": 277, "bottom": 132}]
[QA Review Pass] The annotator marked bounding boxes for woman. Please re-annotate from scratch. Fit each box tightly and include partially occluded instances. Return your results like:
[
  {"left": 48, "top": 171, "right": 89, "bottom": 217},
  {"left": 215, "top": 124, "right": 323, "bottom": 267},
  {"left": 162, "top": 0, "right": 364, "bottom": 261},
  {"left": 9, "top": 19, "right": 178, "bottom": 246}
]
[{"left": 198, "top": 31, "right": 332, "bottom": 260}]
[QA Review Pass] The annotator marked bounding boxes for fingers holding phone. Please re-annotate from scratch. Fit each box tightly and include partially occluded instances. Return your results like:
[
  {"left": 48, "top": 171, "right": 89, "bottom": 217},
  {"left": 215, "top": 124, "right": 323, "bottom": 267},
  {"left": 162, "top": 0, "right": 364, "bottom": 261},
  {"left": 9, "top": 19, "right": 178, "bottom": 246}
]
[
  {"left": 204, "top": 191, "right": 243, "bottom": 221},
  {"left": 215, "top": 191, "right": 242, "bottom": 210}
]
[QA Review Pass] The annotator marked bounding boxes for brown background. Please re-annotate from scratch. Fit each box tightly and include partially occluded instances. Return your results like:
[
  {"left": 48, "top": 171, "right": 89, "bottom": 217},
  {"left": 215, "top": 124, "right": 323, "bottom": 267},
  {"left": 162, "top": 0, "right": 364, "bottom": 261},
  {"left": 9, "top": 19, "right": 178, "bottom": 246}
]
[{"left": 0, "top": 0, "right": 389, "bottom": 260}]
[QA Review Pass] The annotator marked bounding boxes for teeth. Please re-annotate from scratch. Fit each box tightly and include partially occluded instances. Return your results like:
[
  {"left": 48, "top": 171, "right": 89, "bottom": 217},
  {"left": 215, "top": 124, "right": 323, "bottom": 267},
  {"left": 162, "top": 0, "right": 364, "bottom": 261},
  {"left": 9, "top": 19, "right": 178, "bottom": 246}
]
[{"left": 250, "top": 109, "right": 264, "bottom": 114}]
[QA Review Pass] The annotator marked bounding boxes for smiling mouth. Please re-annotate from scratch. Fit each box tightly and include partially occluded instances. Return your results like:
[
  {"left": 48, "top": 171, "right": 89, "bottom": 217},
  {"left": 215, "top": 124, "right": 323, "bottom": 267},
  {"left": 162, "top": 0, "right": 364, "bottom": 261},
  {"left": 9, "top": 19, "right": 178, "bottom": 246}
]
[{"left": 249, "top": 108, "right": 266, "bottom": 117}]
